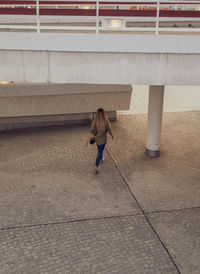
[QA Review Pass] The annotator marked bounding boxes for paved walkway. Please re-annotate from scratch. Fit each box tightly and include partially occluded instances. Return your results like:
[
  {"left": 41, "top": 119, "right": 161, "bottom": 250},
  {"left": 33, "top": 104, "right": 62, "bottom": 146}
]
[
  {"left": 0, "top": 110, "right": 199, "bottom": 274},
  {"left": 120, "top": 85, "right": 200, "bottom": 115}
]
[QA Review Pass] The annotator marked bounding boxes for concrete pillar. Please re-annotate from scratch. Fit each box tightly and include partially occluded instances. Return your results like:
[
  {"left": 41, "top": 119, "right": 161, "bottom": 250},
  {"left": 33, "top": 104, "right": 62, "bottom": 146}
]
[{"left": 145, "top": 85, "right": 164, "bottom": 157}]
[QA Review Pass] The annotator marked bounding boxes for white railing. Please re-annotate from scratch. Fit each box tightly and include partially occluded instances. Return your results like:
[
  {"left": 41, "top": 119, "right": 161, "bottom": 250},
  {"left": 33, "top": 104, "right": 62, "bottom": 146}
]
[{"left": 0, "top": 0, "right": 200, "bottom": 34}]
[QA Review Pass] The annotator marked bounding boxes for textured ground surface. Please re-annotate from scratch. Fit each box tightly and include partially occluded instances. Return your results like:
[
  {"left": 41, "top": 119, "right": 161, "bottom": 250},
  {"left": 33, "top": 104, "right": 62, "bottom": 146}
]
[
  {"left": 120, "top": 85, "right": 200, "bottom": 115},
  {"left": 0, "top": 111, "right": 199, "bottom": 274}
]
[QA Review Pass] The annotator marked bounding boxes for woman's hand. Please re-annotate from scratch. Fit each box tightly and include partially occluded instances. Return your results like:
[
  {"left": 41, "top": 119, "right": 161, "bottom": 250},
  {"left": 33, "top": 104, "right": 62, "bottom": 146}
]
[
  {"left": 85, "top": 133, "right": 92, "bottom": 147},
  {"left": 109, "top": 130, "right": 114, "bottom": 140}
]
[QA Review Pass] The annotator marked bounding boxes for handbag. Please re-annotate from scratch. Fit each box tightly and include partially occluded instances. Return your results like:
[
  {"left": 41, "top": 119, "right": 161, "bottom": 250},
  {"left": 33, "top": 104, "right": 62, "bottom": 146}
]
[
  {"left": 89, "top": 131, "right": 97, "bottom": 145},
  {"left": 89, "top": 137, "right": 95, "bottom": 145}
]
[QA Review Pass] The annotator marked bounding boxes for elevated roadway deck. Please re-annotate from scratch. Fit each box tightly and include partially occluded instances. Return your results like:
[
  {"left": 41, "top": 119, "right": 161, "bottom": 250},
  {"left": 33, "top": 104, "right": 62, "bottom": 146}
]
[
  {"left": 0, "top": 30, "right": 200, "bottom": 156},
  {"left": 1, "top": 32, "right": 200, "bottom": 85}
]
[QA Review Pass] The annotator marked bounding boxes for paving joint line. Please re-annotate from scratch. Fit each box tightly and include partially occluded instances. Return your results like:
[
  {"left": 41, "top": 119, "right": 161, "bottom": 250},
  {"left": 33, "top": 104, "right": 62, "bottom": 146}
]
[
  {"left": 0, "top": 213, "right": 145, "bottom": 232},
  {"left": 0, "top": 205, "right": 199, "bottom": 232},
  {"left": 106, "top": 145, "right": 181, "bottom": 274},
  {"left": 1, "top": 205, "right": 199, "bottom": 232},
  {"left": 146, "top": 206, "right": 200, "bottom": 215}
]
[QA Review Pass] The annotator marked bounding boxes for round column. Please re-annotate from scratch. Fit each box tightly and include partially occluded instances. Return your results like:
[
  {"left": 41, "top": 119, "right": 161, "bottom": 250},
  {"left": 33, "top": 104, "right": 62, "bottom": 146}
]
[{"left": 145, "top": 85, "right": 164, "bottom": 157}]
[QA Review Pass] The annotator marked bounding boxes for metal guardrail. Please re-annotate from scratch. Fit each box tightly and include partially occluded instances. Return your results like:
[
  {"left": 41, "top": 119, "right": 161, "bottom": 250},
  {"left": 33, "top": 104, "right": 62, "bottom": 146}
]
[{"left": 0, "top": 0, "right": 200, "bottom": 34}]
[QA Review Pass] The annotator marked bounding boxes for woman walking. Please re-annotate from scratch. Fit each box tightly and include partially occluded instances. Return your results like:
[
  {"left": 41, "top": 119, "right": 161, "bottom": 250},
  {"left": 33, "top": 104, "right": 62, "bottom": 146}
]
[{"left": 85, "top": 108, "right": 114, "bottom": 175}]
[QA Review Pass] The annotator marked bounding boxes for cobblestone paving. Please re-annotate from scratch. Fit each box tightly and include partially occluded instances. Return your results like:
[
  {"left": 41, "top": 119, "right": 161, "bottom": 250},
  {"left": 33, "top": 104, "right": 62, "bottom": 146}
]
[
  {"left": 148, "top": 208, "right": 200, "bottom": 274},
  {"left": 0, "top": 111, "right": 199, "bottom": 273},
  {"left": 0, "top": 216, "right": 178, "bottom": 274},
  {"left": 0, "top": 125, "right": 140, "bottom": 229},
  {"left": 107, "top": 111, "right": 200, "bottom": 212}
]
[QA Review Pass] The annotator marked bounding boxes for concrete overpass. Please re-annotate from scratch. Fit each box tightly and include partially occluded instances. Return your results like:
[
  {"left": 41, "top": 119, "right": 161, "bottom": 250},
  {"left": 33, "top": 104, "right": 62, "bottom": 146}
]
[
  {"left": 1, "top": 32, "right": 200, "bottom": 157},
  {"left": 1, "top": 32, "right": 200, "bottom": 85}
]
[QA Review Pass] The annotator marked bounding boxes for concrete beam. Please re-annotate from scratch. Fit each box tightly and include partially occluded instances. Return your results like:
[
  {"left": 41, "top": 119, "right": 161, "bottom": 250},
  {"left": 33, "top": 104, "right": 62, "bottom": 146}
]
[
  {"left": 1, "top": 34, "right": 200, "bottom": 86},
  {"left": 1, "top": 33, "right": 200, "bottom": 54},
  {"left": 0, "top": 83, "right": 131, "bottom": 130}
]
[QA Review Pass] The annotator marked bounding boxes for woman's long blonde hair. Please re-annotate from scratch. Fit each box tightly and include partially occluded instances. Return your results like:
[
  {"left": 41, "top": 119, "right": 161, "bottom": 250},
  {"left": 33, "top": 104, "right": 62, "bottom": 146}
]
[{"left": 92, "top": 108, "right": 110, "bottom": 135}]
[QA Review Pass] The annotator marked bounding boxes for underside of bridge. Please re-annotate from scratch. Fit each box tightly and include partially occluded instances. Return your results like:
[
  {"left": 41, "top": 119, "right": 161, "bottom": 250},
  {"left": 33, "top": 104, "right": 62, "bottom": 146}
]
[
  {"left": 0, "top": 33, "right": 200, "bottom": 157},
  {"left": 0, "top": 82, "right": 131, "bottom": 128},
  {"left": 0, "top": 82, "right": 165, "bottom": 157}
]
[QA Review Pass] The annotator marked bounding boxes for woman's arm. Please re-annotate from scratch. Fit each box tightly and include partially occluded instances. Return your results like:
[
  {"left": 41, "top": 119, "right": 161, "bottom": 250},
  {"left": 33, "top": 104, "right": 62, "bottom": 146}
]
[
  {"left": 85, "top": 133, "right": 92, "bottom": 147},
  {"left": 108, "top": 130, "right": 114, "bottom": 140},
  {"left": 107, "top": 121, "right": 114, "bottom": 140}
]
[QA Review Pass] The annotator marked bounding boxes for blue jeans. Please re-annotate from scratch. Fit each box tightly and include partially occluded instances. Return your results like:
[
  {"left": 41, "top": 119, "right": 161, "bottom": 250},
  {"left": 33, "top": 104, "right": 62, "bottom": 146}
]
[{"left": 95, "top": 143, "right": 106, "bottom": 167}]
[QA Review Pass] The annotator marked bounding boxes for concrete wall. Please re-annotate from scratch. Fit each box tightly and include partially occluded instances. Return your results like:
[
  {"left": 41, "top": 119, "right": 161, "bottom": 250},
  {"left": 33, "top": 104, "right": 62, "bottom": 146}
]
[
  {"left": 0, "top": 112, "right": 117, "bottom": 131},
  {"left": 0, "top": 83, "right": 131, "bottom": 117},
  {"left": 0, "top": 83, "right": 131, "bottom": 130},
  {"left": 1, "top": 33, "right": 200, "bottom": 86}
]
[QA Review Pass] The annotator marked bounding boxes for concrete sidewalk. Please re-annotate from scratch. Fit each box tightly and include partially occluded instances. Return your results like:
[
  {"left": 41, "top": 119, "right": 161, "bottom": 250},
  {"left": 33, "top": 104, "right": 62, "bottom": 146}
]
[
  {"left": 0, "top": 111, "right": 199, "bottom": 274},
  {"left": 120, "top": 85, "right": 200, "bottom": 115}
]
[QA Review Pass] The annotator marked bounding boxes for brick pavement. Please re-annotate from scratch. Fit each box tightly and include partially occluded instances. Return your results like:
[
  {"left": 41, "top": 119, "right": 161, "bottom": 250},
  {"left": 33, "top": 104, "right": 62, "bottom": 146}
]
[
  {"left": 148, "top": 208, "right": 200, "bottom": 274},
  {"left": 0, "top": 216, "right": 178, "bottom": 274},
  {"left": 107, "top": 111, "right": 200, "bottom": 211},
  {"left": 0, "top": 125, "right": 140, "bottom": 229},
  {"left": 0, "top": 111, "right": 199, "bottom": 273}
]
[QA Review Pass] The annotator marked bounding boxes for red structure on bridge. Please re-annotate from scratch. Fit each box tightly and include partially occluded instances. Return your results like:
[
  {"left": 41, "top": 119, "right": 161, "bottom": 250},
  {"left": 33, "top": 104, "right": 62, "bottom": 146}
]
[{"left": 0, "top": 0, "right": 200, "bottom": 18}]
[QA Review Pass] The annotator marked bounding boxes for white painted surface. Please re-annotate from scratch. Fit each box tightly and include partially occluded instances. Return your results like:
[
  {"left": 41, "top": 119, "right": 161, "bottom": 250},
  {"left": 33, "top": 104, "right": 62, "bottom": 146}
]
[
  {"left": 146, "top": 85, "right": 164, "bottom": 151},
  {"left": 1, "top": 15, "right": 200, "bottom": 24},
  {"left": 1, "top": 33, "right": 200, "bottom": 53}
]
